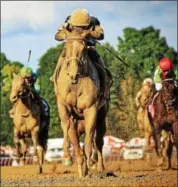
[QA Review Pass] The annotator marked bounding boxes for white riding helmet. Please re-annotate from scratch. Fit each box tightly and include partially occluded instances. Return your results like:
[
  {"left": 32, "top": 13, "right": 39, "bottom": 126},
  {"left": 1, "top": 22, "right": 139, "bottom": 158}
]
[{"left": 142, "top": 78, "right": 153, "bottom": 86}]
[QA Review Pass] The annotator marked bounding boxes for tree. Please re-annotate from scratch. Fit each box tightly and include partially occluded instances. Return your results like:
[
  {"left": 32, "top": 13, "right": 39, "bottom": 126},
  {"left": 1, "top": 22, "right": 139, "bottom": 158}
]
[
  {"left": 109, "top": 26, "right": 178, "bottom": 139},
  {"left": 1, "top": 54, "right": 23, "bottom": 145},
  {"left": 38, "top": 44, "right": 64, "bottom": 138},
  {"left": 117, "top": 26, "right": 178, "bottom": 79}
]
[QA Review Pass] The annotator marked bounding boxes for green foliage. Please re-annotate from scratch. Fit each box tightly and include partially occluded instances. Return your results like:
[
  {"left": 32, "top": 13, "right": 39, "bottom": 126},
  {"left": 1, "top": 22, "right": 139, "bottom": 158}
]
[
  {"left": 38, "top": 44, "right": 64, "bottom": 138},
  {"left": 1, "top": 53, "right": 23, "bottom": 145},
  {"left": 117, "top": 26, "right": 177, "bottom": 79}
]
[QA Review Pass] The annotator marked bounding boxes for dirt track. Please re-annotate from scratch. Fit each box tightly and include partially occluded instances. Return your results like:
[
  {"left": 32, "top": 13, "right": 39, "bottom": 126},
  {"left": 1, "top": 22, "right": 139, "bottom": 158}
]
[{"left": 1, "top": 152, "right": 177, "bottom": 187}]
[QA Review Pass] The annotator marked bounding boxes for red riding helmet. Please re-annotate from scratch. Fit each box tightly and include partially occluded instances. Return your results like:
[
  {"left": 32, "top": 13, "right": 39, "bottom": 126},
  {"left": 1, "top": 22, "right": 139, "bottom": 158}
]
[{"left": 159, "top": 57, "right": 173, "bottom": 71}]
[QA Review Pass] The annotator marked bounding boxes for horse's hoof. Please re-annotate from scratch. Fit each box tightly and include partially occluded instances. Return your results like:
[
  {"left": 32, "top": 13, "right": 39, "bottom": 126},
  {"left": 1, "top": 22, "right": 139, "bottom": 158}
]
[
  {"left": 12, "top": 160, "right": 19, "bottom": 167},
  {"left": 33, "top": 155, "right": 38, "bottom": 164},
  {"left": 63, "top": 157, "right": 73, "bottom": 167},
  {"left": 19, "top": 160, "right": 25, "bottom": 166},
  {"left": 145, "top": 154, "right": 151, "bottom": 161},
  {"left": 38, "top": 167, "right": 43, "bottom": 174}
]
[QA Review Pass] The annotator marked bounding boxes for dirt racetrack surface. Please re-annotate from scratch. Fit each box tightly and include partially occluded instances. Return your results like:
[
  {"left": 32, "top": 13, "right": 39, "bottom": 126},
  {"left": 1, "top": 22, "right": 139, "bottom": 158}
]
[{"left": 1, "top": 152, "right": 177, "bottom": 187}]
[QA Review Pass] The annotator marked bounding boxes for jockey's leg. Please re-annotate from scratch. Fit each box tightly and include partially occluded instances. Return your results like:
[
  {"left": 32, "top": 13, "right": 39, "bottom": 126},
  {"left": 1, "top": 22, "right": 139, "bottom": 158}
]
[
  {"left": 50, "top": 49, "right": 66, "bottom": 82},
  {"left": 57, "top": 100, "right": 72, "bottom": 166},
  {"left": 13, "top": 128, "right": 22, "bottom": 158}
]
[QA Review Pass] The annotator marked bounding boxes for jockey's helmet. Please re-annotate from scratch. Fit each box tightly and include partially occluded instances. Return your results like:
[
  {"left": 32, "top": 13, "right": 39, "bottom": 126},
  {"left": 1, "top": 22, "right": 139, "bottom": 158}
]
[
  {"left": 159, "top": 57, "right": 173, "bottom": 71},
  {"left": 142, "top": 78, "right": 153, "bottom": 86},
  {"left": 20, "top": 66, "right": 33, "bottom": 78},
  {"left": 69, "top": 8, "right": 90, "bottom": 26}
]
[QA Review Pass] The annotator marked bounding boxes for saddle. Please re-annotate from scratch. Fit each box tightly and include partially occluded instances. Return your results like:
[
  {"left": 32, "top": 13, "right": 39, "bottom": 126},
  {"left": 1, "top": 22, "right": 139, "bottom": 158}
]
[{"left": 148, "top": 92, "right": 159, "bottom": 118}]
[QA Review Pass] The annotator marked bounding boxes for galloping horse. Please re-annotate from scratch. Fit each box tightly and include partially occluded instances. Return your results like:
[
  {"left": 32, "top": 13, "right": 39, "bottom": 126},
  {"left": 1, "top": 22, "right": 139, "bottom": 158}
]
[
  {"left": 54, "top": 31, "right": 108, "bottom": 177},
  {"left": 10, "top": 73, "right": 50, "bottom": 173},
  {"left": 148, "top": 78, "right": 178, "bottom": 170}
]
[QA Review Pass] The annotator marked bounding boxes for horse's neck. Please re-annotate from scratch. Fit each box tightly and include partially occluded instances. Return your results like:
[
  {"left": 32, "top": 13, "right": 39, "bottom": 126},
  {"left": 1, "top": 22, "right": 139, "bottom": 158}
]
[
  {"left": 88, "top": 59, "right": 100, "bottom": 84},
  {"left": 17, "top": 97, "right": 32, "bottom": 111}
]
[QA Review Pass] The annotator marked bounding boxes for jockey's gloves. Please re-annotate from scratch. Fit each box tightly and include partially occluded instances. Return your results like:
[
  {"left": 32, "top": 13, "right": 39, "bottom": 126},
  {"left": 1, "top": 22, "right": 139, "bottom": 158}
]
[{"left": 155, "top": 83, "right": 162, "bottom": 91}]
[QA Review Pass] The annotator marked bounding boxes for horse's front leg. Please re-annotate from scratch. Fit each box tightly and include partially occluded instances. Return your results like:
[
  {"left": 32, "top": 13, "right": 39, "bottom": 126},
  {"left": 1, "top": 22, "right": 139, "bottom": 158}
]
[
  {"left": 68, "top": 118, "right": 85, "bottom": 177},
  {"left": 19, "top": 137, "right": 27, "bottom": 166},
  {"left": 84, "top": 104, "right": 97, "bottom": 176},
  {"left": 152, "top": 124, "right": 163, "bottom": 170},
  {"left": 144, "top": 131, "right": 152, "bottom": 161},
  {"left": 31, "top": 126, "right": 39, "bottom": 164},
  {"left": 95, "top": 121, "right": 105, "bottom": 172},
  {"left": 57, "top": 101, "right": 72, "bottom": 166},
  {"left": 13, "top": 128, "right": 22, "bottom": 163},
  {"left": 172, "top": 121, "right": 178, "bottom": 168}
]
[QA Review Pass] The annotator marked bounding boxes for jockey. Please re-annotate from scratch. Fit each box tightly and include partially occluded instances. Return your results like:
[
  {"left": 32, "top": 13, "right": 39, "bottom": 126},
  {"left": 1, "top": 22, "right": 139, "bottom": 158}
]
[
  {"left": 154, "top": 57, "right": 178, "bottom": 91},
  {"left": 135, "top": 78, "right": 154, "bottom": 109},
  {"left": 51, "top": 8, "right": 113, "bottom": 104},
  {"left": 135, "top": 78, "right": 154, "bottom": 134},
  {"left": 9, "top": 66, "right": 45, "bottom": 118},
  {"left": 20, "top": 66, "right": 41, "bottom": 96}
]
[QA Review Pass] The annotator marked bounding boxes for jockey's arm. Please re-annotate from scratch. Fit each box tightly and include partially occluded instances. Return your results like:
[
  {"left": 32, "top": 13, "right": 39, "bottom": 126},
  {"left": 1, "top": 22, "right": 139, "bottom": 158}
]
[
  {"left": 55, "top": 25, "right": 68, "bottom": 41},
  {"left": 89, "top": 16, "right": 104, "bottom": 40},
  {"left": 89, "top": 25, "right": 104, "bottom": 40},
  {"left": 154, "top": 66, "right": 163, "bottom": 91}
]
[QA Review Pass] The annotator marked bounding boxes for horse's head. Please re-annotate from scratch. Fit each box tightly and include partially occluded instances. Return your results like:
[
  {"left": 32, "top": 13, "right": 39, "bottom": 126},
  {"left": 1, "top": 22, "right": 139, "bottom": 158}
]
[
  {"left": 10, "top": 73, "right": 25, "bottom": 103},
  {"left": 63, "top": 31, "right": 89, "bottom": 84},
  {"left": 161, "top": 79, "right": 177, "bottom": 107}
]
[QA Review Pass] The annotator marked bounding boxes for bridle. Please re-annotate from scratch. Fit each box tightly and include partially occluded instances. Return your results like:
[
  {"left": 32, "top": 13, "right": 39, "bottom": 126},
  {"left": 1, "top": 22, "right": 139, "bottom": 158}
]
[
  {"left": 64, "top": 38, "right": 88, "bottom": 78},
  {"left": 11, "top": 83, "right": 34, "bottom": 101}
]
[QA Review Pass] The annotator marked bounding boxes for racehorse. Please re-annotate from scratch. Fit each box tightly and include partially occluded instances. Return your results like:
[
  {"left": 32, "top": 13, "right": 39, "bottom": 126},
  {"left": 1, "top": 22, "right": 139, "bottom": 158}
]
[
  {"left": 10, "top": 73, "right": 50, "bottom": 173},
  {"left": 54, "top": 30, "right": 109, "bottom": 177},
  {"left": 148, "top": 78, "right": 178, "bottom": 170}
]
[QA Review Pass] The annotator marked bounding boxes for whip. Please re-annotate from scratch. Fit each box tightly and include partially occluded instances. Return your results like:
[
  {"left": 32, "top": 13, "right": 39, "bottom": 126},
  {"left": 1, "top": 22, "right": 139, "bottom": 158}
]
[
  {"left": 95, "top": 41, "right": 129, "bottom": 67},
  {"left": 26, "top": 50, "right": 32, "bottom": 66}
]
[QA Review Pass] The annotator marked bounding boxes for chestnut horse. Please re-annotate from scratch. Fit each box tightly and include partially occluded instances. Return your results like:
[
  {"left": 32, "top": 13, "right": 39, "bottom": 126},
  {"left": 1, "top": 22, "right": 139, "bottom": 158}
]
[
  {"left": 10, "top": 73, "right": 50, "bottom": 173},
  {"left": 148, "top": 78, "right": 178, "bottom": 170},
  {"left": 54, "top": 31, "right": 109, "bottom": 177}
]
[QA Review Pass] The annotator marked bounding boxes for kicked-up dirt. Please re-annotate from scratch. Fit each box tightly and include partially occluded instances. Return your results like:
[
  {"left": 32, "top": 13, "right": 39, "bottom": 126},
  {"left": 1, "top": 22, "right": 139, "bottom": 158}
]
[{"left": 1, "top": 151, "right": 177, "bottom": 187}]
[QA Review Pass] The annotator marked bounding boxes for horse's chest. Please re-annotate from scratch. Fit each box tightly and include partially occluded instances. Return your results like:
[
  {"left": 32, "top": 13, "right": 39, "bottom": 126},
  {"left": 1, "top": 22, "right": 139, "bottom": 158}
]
[
  {"left": 66, "top": 91, "right": 78, "bottom": 106},
  {"left": 14, "top": 117, "right": 37, "bottom": 134}
]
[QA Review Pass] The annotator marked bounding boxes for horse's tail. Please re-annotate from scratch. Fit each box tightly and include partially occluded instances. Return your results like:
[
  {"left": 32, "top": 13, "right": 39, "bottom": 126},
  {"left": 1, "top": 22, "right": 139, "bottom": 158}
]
[{"left": 38, "top": 102, "right": 50, "bottom": 151}]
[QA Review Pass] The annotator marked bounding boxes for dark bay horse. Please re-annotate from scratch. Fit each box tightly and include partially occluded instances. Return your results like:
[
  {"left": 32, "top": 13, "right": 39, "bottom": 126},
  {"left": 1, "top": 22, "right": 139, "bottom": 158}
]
[
  {"left": 10, "top": 73, "right": 50, "bottom": 173},
  {"left": 54, "top": 31, "right": 109, "bottom": 177},
  {"left": 148, "top": 78, "right": 178, "bottom": 170}
]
